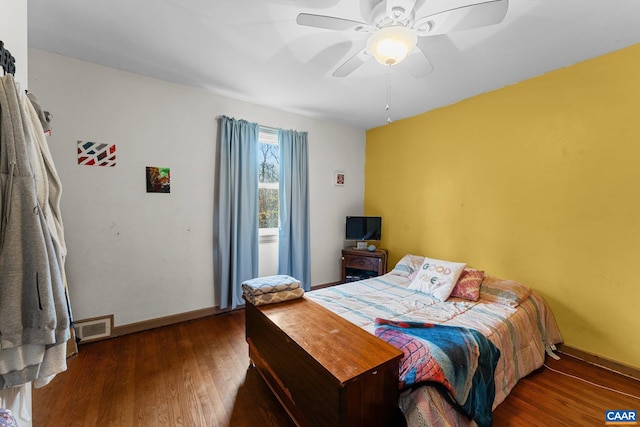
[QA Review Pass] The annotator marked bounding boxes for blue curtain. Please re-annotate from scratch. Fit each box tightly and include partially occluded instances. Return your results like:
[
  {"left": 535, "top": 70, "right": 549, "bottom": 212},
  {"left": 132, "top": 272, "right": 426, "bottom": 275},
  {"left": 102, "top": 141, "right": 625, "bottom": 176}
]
[
  {"left": 277, "top": 129, "right": 311, "bottom": 291},
  {"left": 214, "top": 116, "right": 259, "bottom": 310}
]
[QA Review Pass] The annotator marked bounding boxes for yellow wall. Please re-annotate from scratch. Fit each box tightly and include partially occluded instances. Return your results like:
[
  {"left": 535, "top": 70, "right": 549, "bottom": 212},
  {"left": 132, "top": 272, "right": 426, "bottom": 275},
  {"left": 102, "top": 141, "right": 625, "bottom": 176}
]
[{"left": 365, "top": 43, "right": 640, "bottom": 369}]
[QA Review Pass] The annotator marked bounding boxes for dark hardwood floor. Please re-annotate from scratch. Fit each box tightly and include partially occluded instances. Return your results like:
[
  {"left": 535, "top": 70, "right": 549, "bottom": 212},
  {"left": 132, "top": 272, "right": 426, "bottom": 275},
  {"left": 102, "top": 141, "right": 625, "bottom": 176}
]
[{"left": 33, "top": 310, "right": 640, "bottom": 426}]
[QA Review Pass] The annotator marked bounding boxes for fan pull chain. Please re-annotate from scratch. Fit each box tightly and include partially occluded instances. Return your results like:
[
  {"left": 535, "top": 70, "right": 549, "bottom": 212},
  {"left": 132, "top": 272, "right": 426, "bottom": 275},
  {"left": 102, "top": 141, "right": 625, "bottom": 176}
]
[{"left": 386, "top": 70, "right": 392, "bottom": 124}]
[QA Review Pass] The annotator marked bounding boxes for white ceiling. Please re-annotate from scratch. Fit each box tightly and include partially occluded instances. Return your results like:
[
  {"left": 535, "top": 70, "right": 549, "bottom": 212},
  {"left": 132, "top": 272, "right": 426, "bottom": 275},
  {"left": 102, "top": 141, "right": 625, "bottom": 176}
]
[{"left": 27, "top": 0, "right": 640, "bottom": 130}]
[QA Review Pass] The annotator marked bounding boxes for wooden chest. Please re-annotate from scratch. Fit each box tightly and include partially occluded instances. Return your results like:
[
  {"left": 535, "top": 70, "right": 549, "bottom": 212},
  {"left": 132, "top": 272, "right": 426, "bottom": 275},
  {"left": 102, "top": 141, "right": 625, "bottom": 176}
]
[{"left": 245, "top": 297, "right": 403, "bottom": 427}]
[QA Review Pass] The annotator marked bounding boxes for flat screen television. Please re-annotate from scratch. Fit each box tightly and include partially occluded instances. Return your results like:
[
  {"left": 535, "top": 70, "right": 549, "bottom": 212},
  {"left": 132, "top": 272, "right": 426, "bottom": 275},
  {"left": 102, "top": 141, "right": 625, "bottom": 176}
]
[{"left": 345, "top": 216, "right": 382, "bottom": 241}]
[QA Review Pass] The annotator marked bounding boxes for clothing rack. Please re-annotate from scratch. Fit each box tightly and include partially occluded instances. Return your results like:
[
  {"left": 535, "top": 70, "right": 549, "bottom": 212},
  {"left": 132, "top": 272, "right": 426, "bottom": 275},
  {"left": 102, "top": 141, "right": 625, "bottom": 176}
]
[{"left": 0, "top": 40, "right": 16, "bottom": 75}]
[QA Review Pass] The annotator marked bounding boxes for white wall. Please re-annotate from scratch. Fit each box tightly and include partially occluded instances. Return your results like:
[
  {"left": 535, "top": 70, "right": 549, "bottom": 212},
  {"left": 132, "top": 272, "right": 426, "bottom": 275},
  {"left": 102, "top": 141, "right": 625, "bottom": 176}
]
[{"left": 28, "top": 48, "right": 366, "bottom": 327}]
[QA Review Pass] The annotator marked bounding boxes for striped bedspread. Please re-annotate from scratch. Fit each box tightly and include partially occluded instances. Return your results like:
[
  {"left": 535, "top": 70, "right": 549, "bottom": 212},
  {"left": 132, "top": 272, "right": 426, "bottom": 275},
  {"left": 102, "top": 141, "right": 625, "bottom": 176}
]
[{"left": 306, "top": 273, "right": 563, "bottom": 427}]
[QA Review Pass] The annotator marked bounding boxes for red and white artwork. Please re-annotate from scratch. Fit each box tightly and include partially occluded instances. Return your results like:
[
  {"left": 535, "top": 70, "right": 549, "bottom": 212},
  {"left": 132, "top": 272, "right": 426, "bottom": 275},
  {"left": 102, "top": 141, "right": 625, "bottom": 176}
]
[{"left": 77, "top": 141, "right": 116, "bottom": 166}]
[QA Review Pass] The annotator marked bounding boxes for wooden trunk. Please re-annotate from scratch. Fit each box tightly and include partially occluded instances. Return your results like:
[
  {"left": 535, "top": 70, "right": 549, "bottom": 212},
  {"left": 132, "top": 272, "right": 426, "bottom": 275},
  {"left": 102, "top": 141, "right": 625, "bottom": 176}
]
[{"left": 245, "top": 297, "right": 403, "bottom": 427}]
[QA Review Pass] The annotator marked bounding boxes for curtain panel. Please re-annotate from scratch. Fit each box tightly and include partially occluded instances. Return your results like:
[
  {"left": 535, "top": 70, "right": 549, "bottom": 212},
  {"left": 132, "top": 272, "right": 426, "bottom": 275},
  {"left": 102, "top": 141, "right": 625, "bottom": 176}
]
[
  {"left": 277, "top": 129, "right": 311, "bottom": 291},
  {"left": 214, "top": 116, "right": 259, "bottom": 310}
]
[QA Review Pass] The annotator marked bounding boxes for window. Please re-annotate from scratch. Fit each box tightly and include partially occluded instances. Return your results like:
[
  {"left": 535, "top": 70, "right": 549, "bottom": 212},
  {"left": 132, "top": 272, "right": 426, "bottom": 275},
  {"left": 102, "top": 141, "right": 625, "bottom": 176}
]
[{"left": 258, "top": 127, "right": 279, "bottom": 237}]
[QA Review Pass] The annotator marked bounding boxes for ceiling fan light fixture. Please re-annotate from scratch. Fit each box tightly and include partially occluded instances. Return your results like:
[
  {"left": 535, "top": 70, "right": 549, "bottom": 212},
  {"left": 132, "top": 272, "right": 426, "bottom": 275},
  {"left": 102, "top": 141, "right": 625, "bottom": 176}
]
[{"left": 366, "top": 26, "right": 417, "bottom": 66}]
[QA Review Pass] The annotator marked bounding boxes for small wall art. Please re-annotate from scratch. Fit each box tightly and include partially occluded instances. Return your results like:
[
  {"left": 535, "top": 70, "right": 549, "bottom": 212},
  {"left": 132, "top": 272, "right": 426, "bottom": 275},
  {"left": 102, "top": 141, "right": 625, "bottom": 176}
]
[
  {"left": 146, "top": 166, "right": 170, "bottom": 193},
  {"left": 334, "top": 172, "right": 345, "bottom": 186},
  {"left": 77, "top": 141, "right": 116, "bottom": 167}
]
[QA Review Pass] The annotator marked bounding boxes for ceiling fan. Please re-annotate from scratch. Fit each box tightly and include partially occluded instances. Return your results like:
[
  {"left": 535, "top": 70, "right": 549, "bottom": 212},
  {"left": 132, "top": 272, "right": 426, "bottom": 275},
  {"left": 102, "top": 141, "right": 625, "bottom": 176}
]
[{"left": 296, "top": 0, "right": 509, "bottom": 77}]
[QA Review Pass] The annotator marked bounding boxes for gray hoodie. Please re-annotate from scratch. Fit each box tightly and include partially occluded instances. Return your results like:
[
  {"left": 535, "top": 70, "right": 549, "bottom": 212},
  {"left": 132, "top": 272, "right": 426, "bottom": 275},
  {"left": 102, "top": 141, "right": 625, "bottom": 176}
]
[{"left": 0, "top": 74, "right": 70, "bottom": 388}]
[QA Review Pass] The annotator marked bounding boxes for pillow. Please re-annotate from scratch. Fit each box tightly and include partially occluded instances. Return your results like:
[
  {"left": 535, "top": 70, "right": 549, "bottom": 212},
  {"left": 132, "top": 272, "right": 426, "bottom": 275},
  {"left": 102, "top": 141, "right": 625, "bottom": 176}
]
[
  {"left": 449, "top": 267, "right": 484, "bottom": 301},
  {"left": 479, "top": 275, "right": 531, "bottom": 307},
  {"left": 407, "top": 269, "right": 419, "bottom": 282},
  {"left": 407, "top": 256, "right": 467, "bottom": 301},
  {"left": 389, "top": 254, "right": 425, "bottom": 278}
]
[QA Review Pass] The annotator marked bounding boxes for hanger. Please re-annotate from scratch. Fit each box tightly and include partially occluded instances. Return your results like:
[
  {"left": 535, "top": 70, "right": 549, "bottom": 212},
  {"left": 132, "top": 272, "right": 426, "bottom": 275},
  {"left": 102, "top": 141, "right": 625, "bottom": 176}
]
[{"left": 0, "top": 40, "right": 17, "bottom": 76}]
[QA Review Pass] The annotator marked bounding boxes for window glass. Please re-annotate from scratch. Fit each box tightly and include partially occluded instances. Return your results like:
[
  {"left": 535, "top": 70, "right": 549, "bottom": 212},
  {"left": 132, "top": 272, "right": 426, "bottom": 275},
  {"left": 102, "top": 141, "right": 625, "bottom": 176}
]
[{"left": 258, "top": 129, "right": 279, "bottom": 231}]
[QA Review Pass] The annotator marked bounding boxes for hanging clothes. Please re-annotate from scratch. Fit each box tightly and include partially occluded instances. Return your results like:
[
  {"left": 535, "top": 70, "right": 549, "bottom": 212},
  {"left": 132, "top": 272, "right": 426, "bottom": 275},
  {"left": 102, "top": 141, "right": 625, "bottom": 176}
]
[
  {"left": 0, "top": 73, "right": 70, "bottom": 389},
  {"left": 23, "top": 91, "right": 73, "bottom": 387}
]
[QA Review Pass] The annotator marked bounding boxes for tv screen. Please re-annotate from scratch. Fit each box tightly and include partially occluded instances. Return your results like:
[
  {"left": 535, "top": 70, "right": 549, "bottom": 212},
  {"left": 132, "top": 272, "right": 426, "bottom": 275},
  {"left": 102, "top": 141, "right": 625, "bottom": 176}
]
[{"left": 345, "top": 216, "right": 381, "bottom": 241}]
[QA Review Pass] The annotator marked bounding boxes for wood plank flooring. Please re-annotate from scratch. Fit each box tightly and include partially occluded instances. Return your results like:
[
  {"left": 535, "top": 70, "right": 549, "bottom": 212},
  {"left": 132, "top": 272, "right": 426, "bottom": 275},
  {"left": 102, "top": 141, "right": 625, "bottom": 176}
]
[{"left": 33, "top": 310, "right": 640, "bottom": 426}]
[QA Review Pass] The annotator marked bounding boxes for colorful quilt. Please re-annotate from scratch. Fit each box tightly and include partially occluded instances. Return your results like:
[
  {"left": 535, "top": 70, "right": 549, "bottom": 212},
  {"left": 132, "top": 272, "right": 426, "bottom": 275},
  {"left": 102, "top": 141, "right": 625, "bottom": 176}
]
[{"left": 374, "top": 318, "right": 500, "bottom": 427}]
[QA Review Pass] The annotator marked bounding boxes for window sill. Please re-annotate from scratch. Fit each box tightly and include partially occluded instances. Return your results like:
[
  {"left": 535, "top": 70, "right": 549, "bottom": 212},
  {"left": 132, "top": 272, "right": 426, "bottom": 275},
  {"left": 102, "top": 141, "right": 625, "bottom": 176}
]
[{"left": 259, "top": 230, "right": 279, "bottom": 244}]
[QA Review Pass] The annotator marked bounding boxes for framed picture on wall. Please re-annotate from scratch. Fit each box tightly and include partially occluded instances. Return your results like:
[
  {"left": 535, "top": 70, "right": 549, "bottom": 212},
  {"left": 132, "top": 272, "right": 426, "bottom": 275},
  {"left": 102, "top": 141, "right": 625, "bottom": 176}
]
[
  {"left": 146, "top": 166, "right": 171, "bottom": 193},
  {"left": 334, "top": 172, "right": 345, "bottom": 186}
]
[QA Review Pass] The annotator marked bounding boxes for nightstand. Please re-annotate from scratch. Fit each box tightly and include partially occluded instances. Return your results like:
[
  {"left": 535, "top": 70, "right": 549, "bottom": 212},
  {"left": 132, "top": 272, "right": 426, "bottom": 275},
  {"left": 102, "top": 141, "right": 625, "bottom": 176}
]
[{"left": 341, "top": 248, "right": 388, "bottom": 283}]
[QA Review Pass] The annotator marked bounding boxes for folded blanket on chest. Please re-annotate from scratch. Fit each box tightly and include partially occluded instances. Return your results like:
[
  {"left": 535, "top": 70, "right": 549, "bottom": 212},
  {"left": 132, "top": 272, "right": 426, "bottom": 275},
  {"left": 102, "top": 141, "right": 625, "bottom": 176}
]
[
  {"left": 374, "top": 318, "right": 501, "bottom": 427},
  {"left": 242, "top": 275, "right": 304, "bottom": 306}
]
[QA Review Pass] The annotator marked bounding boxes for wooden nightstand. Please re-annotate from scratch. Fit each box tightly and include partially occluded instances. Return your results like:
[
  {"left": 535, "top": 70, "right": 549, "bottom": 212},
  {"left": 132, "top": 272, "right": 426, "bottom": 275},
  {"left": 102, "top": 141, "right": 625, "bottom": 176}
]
[{"left": 341, "top": 248, "right": 388, "bottom": 283}]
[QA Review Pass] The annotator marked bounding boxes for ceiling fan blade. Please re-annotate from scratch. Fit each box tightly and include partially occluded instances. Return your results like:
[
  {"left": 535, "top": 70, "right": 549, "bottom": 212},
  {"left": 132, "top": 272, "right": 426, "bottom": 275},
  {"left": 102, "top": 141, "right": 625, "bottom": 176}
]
[
  {"left": 415, "top": 0, "right": 508, "bottom": 36},
  {"left": 296, "top": 13, "right": 368, "bottom": 31},
  {"left": 402, "top": 37, "right": 434, "bottom": 78},
  {"left": 332, "top": 49, "right": 370, "bottom": 77}
]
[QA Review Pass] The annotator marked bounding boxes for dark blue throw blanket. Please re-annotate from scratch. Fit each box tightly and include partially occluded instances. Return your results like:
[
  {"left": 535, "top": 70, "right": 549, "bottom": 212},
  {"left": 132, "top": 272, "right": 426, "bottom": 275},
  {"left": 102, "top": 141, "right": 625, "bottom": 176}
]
[{"left": 374, "top": 318, "right": 501, "bottom": 427}]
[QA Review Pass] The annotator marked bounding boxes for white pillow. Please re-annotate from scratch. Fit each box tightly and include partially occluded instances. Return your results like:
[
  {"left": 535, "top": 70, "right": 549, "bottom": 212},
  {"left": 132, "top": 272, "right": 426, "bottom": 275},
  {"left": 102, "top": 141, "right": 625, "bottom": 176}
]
[
  {"left": 408, "top": 256, "right": 467, "bottom": 301},
  {"left": 389, "top": 254, "right": 425, "bottom": 278}
]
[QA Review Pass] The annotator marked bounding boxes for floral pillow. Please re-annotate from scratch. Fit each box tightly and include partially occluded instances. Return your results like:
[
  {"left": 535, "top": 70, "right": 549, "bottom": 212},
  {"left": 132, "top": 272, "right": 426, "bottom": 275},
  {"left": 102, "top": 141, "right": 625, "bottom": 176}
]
[
  {"left": 449, "top": 267, "right": 485, "bottom": 301},
  {"left": 408, "top": 256, "right": 467, "bottom": 301},
  {"left": 389, "top": 254, "right": 425, "bottom": 278},
  {"left": 480, "top": 275, "right": 531, "bottom": 307}
]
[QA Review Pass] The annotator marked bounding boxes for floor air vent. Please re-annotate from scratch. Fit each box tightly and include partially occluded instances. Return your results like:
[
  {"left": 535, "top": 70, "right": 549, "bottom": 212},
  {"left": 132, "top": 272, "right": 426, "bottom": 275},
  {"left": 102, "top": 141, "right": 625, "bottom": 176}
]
[{"left": 74, "top": 315, "right": 114, "bottom": 343}]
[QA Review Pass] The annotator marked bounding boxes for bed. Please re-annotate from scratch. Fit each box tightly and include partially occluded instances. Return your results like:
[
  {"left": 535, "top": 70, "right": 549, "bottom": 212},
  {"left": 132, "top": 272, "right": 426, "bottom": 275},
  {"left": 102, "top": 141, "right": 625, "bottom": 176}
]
[{"left": 245, "top": 254, "right": 563, "bottom": 426}]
